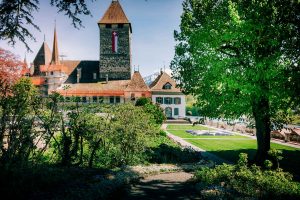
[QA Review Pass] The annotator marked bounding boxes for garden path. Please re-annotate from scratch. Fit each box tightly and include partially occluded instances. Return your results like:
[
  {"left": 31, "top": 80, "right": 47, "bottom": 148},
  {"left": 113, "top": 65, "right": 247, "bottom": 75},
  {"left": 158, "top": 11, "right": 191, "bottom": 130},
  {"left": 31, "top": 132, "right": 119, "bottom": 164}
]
[{"left": 121, "top": 172, "right": 201, "bottom": 200}]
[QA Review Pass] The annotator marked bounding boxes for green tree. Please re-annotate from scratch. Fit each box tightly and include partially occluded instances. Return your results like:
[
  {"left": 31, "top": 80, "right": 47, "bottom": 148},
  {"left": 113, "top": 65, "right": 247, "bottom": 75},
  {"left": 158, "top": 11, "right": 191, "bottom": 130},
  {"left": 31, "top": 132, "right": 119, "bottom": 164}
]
[
  {"left": 0, "top": 78, "right": 39, "bottom": 167},
  {"left": 135, "top": 97, "right": 166, "bottom": 126},
  {"left": 0, "top": 0, "right": 93, "bottom": 51},
  {"left": 171, "top": 0, "right": 300, "bottom": 164},
  {"left": 103, "top": 103, "right": 158, "bottom": 166}
]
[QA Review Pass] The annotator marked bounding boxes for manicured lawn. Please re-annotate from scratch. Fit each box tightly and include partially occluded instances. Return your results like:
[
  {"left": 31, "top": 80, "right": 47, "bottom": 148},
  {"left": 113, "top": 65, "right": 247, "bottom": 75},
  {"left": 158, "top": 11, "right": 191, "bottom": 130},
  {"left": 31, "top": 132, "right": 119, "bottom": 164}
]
[
  {"left": 168, "top": 130, "right": 248, "bottom": 139},
  {"left": 166, "top": 124, "right": 300, "bottom": 180},
  {"left": 166, "top": 124, "right": 213, "bottom": 130}
]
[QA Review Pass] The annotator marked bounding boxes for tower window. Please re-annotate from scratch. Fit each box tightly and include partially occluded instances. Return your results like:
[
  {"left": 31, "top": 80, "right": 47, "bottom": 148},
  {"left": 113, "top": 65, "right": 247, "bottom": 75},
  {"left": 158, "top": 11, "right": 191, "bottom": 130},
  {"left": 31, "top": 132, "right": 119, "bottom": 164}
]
[
  {"left": 118, "top": 24, "right": 124, "bottom": 28},
  {"left": 106, "top": 24, "right": 112, "bottom": 28}
]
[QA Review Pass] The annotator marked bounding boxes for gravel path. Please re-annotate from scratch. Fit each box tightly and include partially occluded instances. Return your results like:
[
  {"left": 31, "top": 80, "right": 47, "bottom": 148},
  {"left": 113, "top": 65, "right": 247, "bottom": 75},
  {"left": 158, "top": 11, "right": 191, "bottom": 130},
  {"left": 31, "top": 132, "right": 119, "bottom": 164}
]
[{"left": 120, "top": 172, "right": 201, "bottom": 200}]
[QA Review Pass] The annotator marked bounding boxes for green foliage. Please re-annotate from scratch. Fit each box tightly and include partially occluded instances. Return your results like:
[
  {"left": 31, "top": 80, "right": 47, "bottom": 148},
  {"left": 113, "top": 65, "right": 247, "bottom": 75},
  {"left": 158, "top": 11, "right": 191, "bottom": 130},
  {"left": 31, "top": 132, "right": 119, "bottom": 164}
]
[
  {"left": 186, "top": 105, "right": 200, "bottom": 116},
  {"left": 135, "top": 97, "right": 151, "bottom": 106},
  {"left": 135, "top": 97, "right": 166, "bottom": 126},
  {"left": 195, "top": 153, "right": 300, "bottom": 199},
  {"left": 97, "top": 103, "right": 159, "bottom": 167},
  {"left": 0, "top": 78, "right": 39, "bottom": 167},
  {"left": 172, "top": 0, "right": 300, "bottom": 164}
]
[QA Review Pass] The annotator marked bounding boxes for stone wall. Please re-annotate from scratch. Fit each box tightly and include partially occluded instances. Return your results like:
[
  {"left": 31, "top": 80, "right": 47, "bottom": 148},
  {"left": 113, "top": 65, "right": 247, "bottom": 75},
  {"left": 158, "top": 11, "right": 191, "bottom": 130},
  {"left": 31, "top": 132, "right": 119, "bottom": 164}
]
[{"left": 99, "top": 24, "right": 131, "bottom": 80}]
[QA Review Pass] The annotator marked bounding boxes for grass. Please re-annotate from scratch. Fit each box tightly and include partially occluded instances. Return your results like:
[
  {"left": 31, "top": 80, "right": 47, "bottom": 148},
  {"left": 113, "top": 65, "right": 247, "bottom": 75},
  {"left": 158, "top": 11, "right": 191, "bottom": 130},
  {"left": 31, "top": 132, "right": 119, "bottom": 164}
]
[
  {"left": 169, "top": 130, "right": 248, "bottom": 139},
  {"left": 166, "top": 124, "right": 300, "bottom": 180},
  {"left": 167, "top": 124, "right": 213, "bottom": 130}
]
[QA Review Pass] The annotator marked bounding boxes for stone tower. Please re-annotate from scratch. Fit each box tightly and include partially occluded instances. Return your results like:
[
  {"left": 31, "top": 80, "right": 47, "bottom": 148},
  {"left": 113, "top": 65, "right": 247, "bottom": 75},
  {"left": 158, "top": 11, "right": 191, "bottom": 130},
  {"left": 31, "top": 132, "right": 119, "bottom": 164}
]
[{"left": 98, "top": 0, "right": 132, "bottom": 81}]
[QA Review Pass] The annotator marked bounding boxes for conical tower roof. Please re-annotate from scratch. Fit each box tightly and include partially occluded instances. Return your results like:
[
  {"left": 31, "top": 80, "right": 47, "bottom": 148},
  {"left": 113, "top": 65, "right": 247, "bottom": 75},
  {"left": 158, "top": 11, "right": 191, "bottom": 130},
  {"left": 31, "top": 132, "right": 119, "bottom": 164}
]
[
  {"left": 51, "top": 26, "right": 60, "bottom": 65},
  {"left": 33, "top": 41, "right": 52, "bottom": 75},
  {"left": 98, "top": 0, "right": 130, "bottom": 24},
  {"left": 126, "top": 71, "right": 149, "bottom": 91}
]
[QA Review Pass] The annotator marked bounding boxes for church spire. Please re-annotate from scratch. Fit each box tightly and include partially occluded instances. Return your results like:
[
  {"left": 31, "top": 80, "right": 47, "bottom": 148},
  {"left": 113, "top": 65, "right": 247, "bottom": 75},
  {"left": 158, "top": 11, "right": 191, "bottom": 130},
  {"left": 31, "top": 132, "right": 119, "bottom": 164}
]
[
  {"left": 51, "top": 22, "right": 60, "bottom": 65},
  {"left": 23, "top": 53, "right": 28, "bottom": 68}
]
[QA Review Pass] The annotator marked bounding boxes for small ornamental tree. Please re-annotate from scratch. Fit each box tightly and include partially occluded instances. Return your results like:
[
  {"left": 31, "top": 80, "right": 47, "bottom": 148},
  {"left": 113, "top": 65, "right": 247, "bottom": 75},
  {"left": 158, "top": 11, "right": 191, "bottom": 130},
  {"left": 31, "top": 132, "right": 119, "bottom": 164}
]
[
  {"left": 0, "top": 48, "right": 24, "bottom": 89},
  {"left": 171, "top": 0, "right": 300, "bottom": 165},
  {"left": 136, "top": 97, "right": 166, "bottom": 126}
]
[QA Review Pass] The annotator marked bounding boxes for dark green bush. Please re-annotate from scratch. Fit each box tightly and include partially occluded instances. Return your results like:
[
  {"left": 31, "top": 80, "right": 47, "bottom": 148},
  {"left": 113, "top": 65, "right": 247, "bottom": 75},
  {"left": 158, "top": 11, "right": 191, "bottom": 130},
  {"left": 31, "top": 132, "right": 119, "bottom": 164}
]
[
  {"left": 159, "top": 130, "right": 167, "bottom": 137},
  {"left": 195, "top": 153, "right": 300, "bottom": 199},
  {"left": 186, "top": 106, "right": 200, "bottom": 116},
  {"left": 135, "top": 97, "right": 166, "bottom": 125}
]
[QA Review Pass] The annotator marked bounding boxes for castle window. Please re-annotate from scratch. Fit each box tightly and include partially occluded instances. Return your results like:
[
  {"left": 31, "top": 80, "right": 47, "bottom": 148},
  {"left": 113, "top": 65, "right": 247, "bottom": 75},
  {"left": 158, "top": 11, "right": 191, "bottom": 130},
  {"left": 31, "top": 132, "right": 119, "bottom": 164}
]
[
  {"left": 164, "top": 97, "right": 172, "bottom": 105},
  {"left": 163, "top": 83, "right": 172, "bottom": 90},
  {"left": 99, "top": 97, "right": 104, "bottom": 104},
  {"left": 174, "top": 108, "right": 179, "bottom": 116},
  {"left": 93, "top": 96, "right": 97, "bottom": 103},
  {"left": 110, "top": 96, "right": 115, "bottom": 104},
  {"left": 118, "top": 24, "right": 124, "bottom": 28},
  {"left": 106, "top": 24, "right": 112, "bottom": 28},
  {"left": 156, "top": 97, "right": 163, "bottom": 104},
  {"left": 131, "top": 93, "right": 135, "bottom": 101},
  {"left": 174, "top": 97, "right": 181, "bottom": 105},
  {"left": 93, "top": 73, "right": 97, "bottom": 80}
]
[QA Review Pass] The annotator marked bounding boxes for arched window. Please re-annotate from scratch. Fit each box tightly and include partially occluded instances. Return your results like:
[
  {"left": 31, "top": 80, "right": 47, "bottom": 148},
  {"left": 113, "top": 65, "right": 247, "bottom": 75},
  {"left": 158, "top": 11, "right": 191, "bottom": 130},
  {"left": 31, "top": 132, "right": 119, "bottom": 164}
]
[{"left": 163, "top": 82, "right": 172, "bottom": 90}]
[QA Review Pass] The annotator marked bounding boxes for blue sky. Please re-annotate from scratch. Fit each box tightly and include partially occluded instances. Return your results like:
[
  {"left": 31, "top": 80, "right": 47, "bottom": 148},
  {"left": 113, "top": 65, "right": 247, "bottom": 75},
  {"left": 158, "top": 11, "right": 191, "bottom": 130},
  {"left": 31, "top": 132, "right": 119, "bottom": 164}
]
[{"left": 0, "top": 0, "right": 184, "bottom": 76}]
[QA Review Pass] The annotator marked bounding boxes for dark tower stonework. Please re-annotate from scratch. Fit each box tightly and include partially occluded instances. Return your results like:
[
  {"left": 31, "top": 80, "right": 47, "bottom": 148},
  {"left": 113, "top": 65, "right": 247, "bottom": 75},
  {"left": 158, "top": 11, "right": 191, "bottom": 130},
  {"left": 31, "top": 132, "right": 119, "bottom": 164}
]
[{"left": 98, "top": 0, "right": 132, "bottom": 81}]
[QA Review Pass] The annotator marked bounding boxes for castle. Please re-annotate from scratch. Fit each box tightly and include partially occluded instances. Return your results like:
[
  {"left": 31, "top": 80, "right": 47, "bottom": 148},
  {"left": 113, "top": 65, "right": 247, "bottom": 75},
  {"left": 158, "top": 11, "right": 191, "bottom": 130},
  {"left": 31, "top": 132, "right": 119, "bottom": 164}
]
[{"left": 29, "top": 0, "right": 186, "bottom": 119}]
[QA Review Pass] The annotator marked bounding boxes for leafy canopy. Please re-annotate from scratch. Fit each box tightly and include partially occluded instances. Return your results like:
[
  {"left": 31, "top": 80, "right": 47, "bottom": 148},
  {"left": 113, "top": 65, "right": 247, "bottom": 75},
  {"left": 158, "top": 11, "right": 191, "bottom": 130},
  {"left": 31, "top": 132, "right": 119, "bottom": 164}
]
[{"left": 171, "top": 0, "right": 300, "bottom": 121}]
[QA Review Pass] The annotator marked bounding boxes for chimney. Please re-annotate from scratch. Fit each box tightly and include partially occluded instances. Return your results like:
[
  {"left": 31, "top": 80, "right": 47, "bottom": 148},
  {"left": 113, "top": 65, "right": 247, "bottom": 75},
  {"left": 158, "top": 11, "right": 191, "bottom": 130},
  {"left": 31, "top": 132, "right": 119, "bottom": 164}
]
[{"left": 106, "top": 74, "right": 109, "bottom": 83}]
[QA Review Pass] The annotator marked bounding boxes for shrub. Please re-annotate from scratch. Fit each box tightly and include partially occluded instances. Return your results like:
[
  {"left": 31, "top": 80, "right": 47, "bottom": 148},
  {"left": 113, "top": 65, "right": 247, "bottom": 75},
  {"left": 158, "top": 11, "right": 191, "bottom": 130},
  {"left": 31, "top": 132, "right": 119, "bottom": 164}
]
[
  {"left": 136, "top": 97, "right": 166, "bottom": 125},
  {"left": 195, "top": 153, "right": 300, "bottom": 199}
]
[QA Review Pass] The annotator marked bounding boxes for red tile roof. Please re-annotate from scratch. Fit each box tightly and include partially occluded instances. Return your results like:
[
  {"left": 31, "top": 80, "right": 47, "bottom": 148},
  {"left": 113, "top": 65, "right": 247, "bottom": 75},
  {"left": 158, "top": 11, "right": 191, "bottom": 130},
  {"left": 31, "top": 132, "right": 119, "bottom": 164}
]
[
  {"left": 150, "top": 72, "right": 182, "bottom": 93},
  {"left": 57, "top": 80, "right": 130, "bottom": 96},
  {"left": 126, "top": 71, "right": 149, "bottom": 92},
  {"left": 30, "top": 76, "right": 46, "bottom": 86}
]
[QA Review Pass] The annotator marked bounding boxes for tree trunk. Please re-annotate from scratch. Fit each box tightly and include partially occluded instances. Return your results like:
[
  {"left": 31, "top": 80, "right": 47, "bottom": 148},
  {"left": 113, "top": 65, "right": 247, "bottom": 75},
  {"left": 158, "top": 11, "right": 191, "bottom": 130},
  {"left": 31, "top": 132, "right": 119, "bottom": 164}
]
[{"left": 252, "top": 97, "right": 271, "bottom": 166}]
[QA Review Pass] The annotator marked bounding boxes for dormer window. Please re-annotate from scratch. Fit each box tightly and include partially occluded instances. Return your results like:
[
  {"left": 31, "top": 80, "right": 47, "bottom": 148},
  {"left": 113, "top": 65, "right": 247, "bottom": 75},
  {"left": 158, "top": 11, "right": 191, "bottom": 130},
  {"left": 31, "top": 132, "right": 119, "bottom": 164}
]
[{"left": 163, "top": 82, "right": 172, "bottom": 90}]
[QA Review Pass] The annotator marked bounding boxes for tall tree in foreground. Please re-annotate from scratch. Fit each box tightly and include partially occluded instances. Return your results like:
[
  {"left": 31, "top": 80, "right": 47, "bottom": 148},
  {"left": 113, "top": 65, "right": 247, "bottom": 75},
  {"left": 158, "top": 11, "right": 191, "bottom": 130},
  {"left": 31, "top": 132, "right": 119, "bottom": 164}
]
[{"left": 171, "top": 0, "right": 300, "bottom": 164}]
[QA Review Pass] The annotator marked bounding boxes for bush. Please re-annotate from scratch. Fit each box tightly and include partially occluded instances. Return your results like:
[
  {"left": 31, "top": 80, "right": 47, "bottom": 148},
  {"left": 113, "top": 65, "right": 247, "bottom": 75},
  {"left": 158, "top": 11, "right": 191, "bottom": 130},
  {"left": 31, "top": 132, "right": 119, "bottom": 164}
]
[
  {"left": 194, "top": 153, "right": 300, "bottom": 199},
  {"left": 186, "top": 106, "right": 200, "bottom": 116},
  {"left": 135, "top": 97, "right": 166, "bottom": 125}
]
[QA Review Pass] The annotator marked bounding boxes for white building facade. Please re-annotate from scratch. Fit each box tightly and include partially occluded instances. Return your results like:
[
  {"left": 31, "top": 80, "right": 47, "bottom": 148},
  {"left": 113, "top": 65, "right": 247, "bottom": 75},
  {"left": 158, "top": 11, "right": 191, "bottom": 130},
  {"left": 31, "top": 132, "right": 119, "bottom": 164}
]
[{"left": 150, "top": 72, "right": 186, "bottom": 119}]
